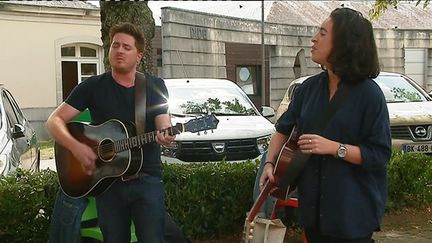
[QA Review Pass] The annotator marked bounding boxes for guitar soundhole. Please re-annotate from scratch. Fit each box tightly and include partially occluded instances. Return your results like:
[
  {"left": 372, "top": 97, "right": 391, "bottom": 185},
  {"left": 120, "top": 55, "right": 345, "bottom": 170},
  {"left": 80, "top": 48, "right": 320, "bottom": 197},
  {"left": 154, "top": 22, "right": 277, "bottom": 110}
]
[{"left": 98, "top": 139, "right": 115, "bottom": 161}]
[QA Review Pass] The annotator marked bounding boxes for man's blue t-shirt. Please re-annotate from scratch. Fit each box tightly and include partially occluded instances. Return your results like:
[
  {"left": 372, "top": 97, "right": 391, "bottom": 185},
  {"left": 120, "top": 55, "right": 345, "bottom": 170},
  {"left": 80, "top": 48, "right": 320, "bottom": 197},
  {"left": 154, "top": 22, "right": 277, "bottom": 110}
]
[{"left": 66, "top": 72, "right": 169, "bottom": 177}]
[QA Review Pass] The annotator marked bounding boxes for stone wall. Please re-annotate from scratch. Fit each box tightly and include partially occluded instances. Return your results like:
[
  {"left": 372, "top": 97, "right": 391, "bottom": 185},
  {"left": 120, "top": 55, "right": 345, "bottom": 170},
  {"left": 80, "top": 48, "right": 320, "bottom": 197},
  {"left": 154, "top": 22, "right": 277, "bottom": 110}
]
[
  {"left": 162, "top": 8, "right": 432, "bottom": 111},
  {"left": 23, "top": 107, "right": 55, "bottom": 141}
]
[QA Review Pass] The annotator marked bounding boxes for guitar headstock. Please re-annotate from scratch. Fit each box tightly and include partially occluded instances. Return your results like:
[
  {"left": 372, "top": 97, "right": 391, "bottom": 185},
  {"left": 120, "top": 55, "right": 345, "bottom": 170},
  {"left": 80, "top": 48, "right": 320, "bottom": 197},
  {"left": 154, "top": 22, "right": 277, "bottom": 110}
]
[
  {"left": 176, "top": 113, "right": 219, "bottom": 134},
  {"left": 242, "top": 215, "right": 255, "bottom": 243}
]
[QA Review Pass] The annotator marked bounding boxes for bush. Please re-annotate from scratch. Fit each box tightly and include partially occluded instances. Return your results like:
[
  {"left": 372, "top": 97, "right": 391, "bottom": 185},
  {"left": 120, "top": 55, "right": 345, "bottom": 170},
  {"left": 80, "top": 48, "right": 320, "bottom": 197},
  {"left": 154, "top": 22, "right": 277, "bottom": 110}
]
[
  {"left": 387, "top": 152, "right": 432, "bottom": 209},
  {"left": 0, "top": 161, "right": 258, "bottom": 242},
  {"left": 0, "top": 153, "right": 431, "bottom": 241},
  {"left": 0, "top": 169, "right": 58, "bottom": 242},
  {"left": 163, "top": 160, "right": 258, "bottom": 239}
]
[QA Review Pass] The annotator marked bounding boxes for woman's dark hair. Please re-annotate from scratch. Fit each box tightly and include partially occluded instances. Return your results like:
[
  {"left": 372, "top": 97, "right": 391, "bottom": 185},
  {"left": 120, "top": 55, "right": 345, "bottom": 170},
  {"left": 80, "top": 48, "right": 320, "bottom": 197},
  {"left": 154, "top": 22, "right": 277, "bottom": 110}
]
[
  {"left": 328, "top": 8, "right": 380, "bottom": 83},
  {"left": 109, "top": 22, "right": 145, "bottom": 53}
]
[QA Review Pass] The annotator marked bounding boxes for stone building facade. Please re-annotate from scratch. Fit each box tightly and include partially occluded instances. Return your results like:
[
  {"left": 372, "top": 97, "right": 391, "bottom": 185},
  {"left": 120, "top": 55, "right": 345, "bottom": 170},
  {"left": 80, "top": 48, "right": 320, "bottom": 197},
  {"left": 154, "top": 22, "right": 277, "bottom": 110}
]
[
  {"left": 1, "top": 1, "right": 431, "bottom": 140},
  {"left": 160, "top": 4, "right": 432, "bottom": 110}
]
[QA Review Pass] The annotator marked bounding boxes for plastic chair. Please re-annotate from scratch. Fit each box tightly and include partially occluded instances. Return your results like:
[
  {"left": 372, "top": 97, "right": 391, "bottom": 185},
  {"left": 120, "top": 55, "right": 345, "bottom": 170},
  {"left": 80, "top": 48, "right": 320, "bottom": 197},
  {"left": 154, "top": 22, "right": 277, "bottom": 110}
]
[{"left": 80, "top": 197, "right": 137, "bottom": 242}]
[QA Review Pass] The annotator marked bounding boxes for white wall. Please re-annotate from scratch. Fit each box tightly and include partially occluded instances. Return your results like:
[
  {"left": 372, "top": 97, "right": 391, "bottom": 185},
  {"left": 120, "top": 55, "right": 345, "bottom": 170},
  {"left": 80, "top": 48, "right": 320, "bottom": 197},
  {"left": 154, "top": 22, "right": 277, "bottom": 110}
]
[
  {"left": 0, "top": 11, "right": 101, "bottom": 109},
  {"left": 404, "top": 48, "right": 426, "bottom": 87}
]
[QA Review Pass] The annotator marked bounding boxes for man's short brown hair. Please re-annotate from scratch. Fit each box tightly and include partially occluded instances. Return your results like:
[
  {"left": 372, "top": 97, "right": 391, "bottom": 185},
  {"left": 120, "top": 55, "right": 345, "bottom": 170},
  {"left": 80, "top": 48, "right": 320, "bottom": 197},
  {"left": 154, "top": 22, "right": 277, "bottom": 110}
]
[{"left": 109, "top": 22, "right": 145, "bottom": 52}]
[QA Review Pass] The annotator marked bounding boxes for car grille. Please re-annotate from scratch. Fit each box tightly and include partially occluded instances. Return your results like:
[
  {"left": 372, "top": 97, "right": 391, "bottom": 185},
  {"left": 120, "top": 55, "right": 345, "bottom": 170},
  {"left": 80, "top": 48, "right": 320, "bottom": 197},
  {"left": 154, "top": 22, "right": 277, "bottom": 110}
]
[
  {"left": 391, "top": 125, "right": 432, "bottom": 141},
  {"left": 175, "top": 138, "right": 260, "bottom": 162}
]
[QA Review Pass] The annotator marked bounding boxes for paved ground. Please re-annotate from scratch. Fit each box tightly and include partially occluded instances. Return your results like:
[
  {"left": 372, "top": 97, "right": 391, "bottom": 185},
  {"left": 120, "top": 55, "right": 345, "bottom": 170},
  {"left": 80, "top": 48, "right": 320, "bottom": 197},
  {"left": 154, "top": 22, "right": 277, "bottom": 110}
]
[{"left": 40, "top": 159, "right": 56, "bottom": 171}]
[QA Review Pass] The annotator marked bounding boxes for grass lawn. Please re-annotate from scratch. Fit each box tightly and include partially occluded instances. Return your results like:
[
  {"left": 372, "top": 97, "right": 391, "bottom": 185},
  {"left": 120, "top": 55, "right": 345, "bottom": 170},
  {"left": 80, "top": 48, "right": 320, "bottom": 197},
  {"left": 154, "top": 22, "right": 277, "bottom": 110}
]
[{"left": 39, "top": 140, "right": 54, "bottom": 160}]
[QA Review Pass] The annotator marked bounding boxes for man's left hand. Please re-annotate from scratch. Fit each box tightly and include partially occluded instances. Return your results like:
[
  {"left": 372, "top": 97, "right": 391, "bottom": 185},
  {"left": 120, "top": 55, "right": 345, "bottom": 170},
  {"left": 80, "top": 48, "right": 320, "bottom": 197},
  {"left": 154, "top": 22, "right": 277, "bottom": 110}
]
[{"left": 156, "top": 129, "right": 176, "bottom": 146}]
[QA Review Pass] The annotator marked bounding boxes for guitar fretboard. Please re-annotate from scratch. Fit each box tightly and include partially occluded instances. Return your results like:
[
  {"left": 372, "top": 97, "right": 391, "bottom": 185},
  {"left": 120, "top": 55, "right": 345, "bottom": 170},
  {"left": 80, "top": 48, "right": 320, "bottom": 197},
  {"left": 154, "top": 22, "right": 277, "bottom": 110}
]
[{"left": 114, "top": 126, "right": 182, "bottom": 152}]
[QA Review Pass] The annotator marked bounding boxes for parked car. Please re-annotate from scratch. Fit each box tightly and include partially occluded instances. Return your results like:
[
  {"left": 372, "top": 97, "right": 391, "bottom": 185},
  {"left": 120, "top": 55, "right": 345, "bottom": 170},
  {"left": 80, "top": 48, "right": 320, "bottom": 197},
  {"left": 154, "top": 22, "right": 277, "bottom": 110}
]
[
  {"left": 276, "top": 72, "right": 432, "bottom": 154},
  {"left": 0, "top": 86, "right": 40, "bottom": 175},
  {"left": 162, "top": 78, "right": 276, "bottom": 163}
]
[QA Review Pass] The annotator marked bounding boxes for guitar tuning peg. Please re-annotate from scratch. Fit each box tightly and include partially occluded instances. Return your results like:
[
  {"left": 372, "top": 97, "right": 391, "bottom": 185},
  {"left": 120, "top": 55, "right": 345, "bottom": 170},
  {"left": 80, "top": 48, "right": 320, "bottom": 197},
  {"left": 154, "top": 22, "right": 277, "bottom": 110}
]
[
  {"left": 197, "top": 131, "right": 200, "bottom": 136},
  {"left": 211, "top": 129, "right": 214, "bottom": 133},
  {"left": 204, "top": 130, "right": 207, "bottom": 135}
]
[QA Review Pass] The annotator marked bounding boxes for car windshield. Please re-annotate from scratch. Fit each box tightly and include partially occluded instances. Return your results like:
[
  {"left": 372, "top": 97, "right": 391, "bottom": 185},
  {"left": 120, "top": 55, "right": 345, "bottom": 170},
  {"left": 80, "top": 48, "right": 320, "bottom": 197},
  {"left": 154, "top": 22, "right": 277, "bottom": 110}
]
[
  {"left": 167, "top": 85, "right": 257, "bottom": 116},
  {"left": 374, "top": 75, "right": 428, "bottom": 103}
]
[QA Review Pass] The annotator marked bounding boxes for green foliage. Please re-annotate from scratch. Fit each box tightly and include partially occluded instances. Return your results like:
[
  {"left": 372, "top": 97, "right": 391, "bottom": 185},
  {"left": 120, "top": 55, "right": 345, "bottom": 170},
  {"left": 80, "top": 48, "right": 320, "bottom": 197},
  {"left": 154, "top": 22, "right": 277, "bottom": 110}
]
[
  {"left": 180, "top": 98, "right": 255, "bottom": 115},
  {"left": 163, "top": 160, "right": 258, "bottom": 239},
  {"left": 0, "top": 169, "right": 58, "bottom": 242},
  {"left": 390, "top": 87, "right": 422, "bottom": 101},
  {"left": 370, "top": 0, "right": 430, "bottom": 20},
  {"left": 222, "top": 98, "right": 255, "bottom": 115},
  {"left": 181, "top": 98, "right": 223, "bottom": 114},
  {"left": 39, "top": 140, "right": 54, "bottom": 150},
  {"left": 0, "top": 153, "right": 431, "bottom": 241},
  {"left": 387, "top": 152, "right": 432, "bottom": 209}
]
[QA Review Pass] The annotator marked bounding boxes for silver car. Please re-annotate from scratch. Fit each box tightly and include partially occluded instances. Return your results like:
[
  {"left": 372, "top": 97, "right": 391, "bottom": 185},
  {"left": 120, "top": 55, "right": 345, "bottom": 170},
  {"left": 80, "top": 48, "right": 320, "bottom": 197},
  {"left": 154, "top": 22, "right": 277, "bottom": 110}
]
[
  {"left": 0, "top": 86, "right": 40, "bottom": 175},
  {"left": 162, "top": 78, "right": 275, "bottom": 163},
  {"left": 276, "top": 72, "right": 432, "bottom": 154}
]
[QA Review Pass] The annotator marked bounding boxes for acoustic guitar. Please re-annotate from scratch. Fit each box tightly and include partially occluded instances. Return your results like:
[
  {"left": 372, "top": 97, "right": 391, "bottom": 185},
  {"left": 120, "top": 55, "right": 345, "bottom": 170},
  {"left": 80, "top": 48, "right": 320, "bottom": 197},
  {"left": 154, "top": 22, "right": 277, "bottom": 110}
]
[
  {"left": 55, "top": 114, "right": 219, "bottom": 198},
  {"left": 243, "top": 127, "right": 310, "bottom": 242}
]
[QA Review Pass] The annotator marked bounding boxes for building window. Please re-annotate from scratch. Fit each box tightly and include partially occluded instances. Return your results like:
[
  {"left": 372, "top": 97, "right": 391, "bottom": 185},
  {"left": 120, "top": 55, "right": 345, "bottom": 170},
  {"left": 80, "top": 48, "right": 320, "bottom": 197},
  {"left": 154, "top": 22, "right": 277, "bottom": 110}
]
[
  {"left": 81, "top": 63, "right": 98, "bottom": 81},
  {"left": 61, "top": 46, "right": 75, "bottom": 57},
  {"left": 80, "top": 47, "right": 97, "bottom": 57},
  {"left": 61, "top": 44, "right": 100, "bottom": 83},
  {"left": 236, "top": 65, "right": 260, "bottom": 95}
]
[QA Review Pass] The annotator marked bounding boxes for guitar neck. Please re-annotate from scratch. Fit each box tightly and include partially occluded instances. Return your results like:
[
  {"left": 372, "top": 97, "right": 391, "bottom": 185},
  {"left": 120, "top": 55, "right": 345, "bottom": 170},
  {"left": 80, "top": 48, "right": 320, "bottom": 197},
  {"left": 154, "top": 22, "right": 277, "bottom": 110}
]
[
  {"left": 247, "top": 181, "right": 274, "bottom": 222},
  {"left": 114, "top": 125, "right": 182, "bottom": 153}
]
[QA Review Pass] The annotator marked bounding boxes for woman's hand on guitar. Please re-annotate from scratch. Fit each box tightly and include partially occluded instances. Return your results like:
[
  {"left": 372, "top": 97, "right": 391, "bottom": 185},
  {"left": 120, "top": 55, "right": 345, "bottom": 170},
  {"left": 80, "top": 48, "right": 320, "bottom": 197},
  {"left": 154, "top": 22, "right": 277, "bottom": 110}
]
[
  {"left": 72, "top": 142, "right": 97, "bottom": 175},
  {"left": 298, "top": 134, "right": 338, "bottom": 155},
  {"left": 259, "top": 162, "right": 275, "bottom": 190}
]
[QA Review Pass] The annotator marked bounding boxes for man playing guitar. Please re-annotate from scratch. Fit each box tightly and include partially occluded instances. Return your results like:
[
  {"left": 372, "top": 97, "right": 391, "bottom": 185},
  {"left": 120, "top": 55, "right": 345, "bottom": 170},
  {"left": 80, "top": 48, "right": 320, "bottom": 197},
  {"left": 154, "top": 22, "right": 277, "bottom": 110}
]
[{"left": 46, "top": 22, "right": 175, "bottom": 242}]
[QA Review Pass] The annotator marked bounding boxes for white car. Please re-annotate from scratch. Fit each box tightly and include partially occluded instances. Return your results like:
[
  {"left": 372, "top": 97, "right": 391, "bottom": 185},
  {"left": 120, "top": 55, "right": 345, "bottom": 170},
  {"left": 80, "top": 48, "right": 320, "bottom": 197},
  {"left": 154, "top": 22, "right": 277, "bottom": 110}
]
[
  {"left": 277, "top": 72, "right": 432, "bottom": 154},
  {"left": 0, "top": 86, "right": 40, "bottom": 175},
  {"left": 162, "top": 78, "right": 275, "bottom": 163}
]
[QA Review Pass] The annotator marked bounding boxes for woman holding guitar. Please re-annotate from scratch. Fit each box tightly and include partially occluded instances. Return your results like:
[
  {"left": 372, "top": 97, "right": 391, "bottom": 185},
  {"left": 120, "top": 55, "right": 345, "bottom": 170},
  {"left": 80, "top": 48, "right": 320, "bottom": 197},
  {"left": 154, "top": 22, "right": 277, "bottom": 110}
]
[{"left": 260, "top": 8, "right": 391, "bottom": 243}]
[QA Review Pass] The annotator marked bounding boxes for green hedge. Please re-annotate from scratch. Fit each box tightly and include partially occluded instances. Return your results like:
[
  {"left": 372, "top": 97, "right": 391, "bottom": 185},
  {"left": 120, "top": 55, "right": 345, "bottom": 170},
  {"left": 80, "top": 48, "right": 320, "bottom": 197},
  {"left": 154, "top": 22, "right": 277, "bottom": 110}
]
[
  {"left": 387, "top": 152, "right": 432, "bottom": 208},
  {"left": 164, "top": 161, "right": 257, "bottom": 239},
  {"left": 0, "top": 153, "right": 431, "bottom": 242},
  {"left": 0, "top": 169, "right": 58, "bottom": 242}
]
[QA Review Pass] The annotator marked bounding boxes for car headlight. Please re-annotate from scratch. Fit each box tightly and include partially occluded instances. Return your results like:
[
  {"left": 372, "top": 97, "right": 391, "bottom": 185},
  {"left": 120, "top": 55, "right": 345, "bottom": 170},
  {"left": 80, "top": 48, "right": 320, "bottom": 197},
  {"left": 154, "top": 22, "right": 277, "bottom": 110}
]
[
  {"left": 161, "top": 141, "right": 178, "bottom": 158},
  {"left": 257, "top": 135, "right": 272, "bottom": 154}
]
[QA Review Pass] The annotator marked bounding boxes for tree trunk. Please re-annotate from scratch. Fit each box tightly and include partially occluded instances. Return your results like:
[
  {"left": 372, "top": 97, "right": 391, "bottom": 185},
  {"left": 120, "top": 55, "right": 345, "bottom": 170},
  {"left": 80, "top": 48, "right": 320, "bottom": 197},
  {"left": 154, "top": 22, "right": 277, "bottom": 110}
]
[{"left": 100, "top": 1, "right": 155, "bottom": 74}]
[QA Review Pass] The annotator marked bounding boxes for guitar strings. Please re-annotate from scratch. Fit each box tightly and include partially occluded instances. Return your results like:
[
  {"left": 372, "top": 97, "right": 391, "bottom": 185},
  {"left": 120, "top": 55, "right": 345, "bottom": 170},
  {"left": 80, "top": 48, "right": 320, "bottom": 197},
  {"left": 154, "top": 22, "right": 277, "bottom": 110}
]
[{"left": 94, "top": 127, "right": 177, "bottom": 155}]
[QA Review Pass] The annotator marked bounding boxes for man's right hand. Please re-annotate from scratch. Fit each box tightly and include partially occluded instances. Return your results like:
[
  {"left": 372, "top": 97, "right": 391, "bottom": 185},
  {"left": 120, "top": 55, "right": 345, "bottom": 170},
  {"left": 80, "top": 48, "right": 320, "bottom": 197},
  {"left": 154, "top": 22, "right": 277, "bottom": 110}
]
[{"left": 71, "top": 142, "right": 97, "bottom": 175}]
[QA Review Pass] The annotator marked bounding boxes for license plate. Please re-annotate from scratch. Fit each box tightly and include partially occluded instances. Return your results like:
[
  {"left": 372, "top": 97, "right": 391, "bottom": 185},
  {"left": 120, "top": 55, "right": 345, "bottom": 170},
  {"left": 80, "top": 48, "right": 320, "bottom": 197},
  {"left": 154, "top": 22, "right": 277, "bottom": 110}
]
[{"left": 402, "top": 143, "right": 432, "bottom": 153}]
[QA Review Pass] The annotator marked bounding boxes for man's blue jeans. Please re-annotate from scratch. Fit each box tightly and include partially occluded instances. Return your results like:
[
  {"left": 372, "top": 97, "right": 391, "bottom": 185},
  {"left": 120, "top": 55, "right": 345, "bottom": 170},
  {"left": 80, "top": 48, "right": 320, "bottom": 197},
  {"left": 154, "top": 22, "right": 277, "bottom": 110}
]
[
  {"left": 48, "top": 189, "right": 87, "bottom": 243},
  {"left": 96, "top": 175, "right": 165, "bottom": 243},
  {"left": 48, "top": 179, "right": 188, "bottom": 243},
  {"left": 253, "top": 151, "right": 277, "bottom": 218}
]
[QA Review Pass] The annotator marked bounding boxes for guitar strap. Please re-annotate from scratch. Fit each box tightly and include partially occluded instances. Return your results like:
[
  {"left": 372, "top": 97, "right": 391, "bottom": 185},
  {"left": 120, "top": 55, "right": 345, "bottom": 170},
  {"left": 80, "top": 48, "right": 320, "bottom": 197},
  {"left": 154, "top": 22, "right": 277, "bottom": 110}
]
[{"left": 134, "top": 71, "right": 147, "bottom": 135}]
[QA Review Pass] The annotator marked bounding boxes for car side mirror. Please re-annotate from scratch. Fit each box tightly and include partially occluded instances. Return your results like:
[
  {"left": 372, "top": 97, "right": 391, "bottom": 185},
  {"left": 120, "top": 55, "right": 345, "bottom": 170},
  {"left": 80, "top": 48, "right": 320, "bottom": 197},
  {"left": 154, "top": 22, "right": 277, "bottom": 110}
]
[
  {"left": 261, "top": 106, "right": 275, "bottom": 118},
  {"left": 12, "top": 124, "right": 25, "bottom": 139}
]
